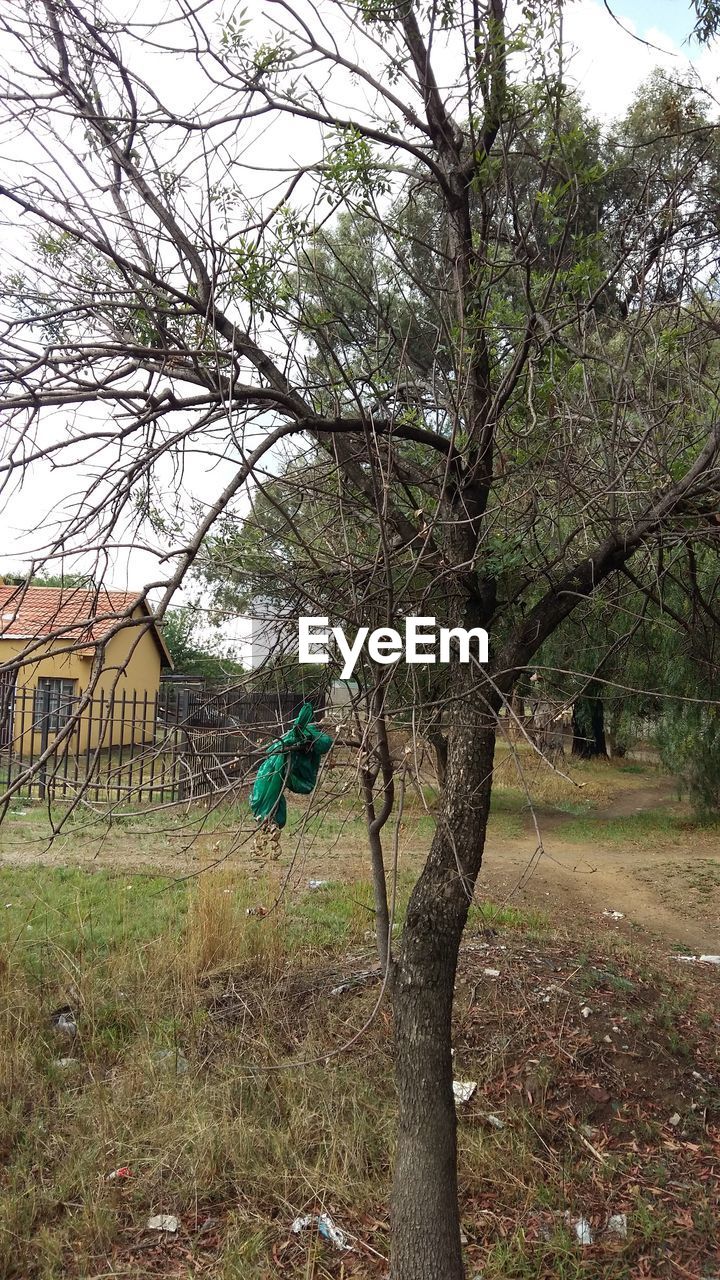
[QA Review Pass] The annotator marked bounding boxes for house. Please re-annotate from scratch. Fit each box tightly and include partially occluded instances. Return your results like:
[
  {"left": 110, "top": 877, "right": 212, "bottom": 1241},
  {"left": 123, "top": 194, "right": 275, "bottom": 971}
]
[{"left": 0, "top": 582, "right": 172, "bottom": 756}]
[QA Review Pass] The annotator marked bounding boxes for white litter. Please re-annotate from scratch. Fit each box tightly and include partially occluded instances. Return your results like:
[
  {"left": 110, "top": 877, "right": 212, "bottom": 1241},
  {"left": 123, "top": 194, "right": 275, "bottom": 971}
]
[
  {"left": 603, "top": 910, "right": 625, "bottom": 920},
  {"left": 52, "top": 1010, "right": 77, "bottom": 1038},
  {"left": 291, "top": 1212, "right": 350, "bottom": 1250},
  {"left": 485, "top": 1113, "right": 504, "bottom": 1129},
  {"left": 453, "top": 1080, "right": 478, "bottom": 1104},
  {"left": 538, "top": 982, "right": 564, "bottom": 1004},
  {"left": 570, "top": 1216, "right": 593, "bottom": 1245},
  {"left": 580, "top": 1005, "right": 592, "bottom": 1019},
  {"left": 606, "top": 1213, "right": 627, "bottom": 1239},
  {"left": 483, "top": 968, "right": 501, "bottom": 978},
  {"left": 675, "top": 954, "right": 720, "bottom": 965},
  {"left": 308, "top": 879, "right": 330, "bottom": 891},
  {"left": 147, "top": 1215, "right": 179, "bottom": 1233},
  {"left": 669, "top": 1112, "right": 681, "bottom": 1127}
]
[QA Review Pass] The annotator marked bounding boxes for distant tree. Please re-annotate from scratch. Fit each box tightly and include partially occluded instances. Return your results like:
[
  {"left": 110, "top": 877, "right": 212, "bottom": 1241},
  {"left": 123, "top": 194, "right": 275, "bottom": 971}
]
[
  {"left": 1, "top": 571, "right": 94, "bottom": 589},
  {"left": 649, "top": 548, "right": 720, "bottom": 814},
  {"left": 161, "top": 607, "right": 244, "bottom": 681}
]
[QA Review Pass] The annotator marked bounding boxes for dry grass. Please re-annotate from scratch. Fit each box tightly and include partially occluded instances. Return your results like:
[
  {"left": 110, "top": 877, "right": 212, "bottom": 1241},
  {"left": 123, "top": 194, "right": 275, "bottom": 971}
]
[
  {"left": 0, "top": 861, "right": 718, "bottom": 1280},
  {"left": 0, "top": 867, "right": 395, "bottom": 1279},
  {"left": 181, "top": 870, "right": 286, "bottom": 979},
  {"left": 492, "top": 742, "right": 620, "bottom": 810}
]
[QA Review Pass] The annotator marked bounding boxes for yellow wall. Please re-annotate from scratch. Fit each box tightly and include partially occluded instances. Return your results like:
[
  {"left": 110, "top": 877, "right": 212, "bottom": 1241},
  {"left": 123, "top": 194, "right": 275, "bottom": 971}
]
[{"left": 0, "top": 608, "right": 163, "bottom": 757}]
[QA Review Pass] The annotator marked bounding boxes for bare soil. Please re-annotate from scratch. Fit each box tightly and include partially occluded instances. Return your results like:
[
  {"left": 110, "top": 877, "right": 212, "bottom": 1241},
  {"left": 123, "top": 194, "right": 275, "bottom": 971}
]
[
  {"left": 479, "top": 837, "right": 720, "bottom": 956},
  {"left": 480, "top": 773, "right": 720, "bottom": 954}
]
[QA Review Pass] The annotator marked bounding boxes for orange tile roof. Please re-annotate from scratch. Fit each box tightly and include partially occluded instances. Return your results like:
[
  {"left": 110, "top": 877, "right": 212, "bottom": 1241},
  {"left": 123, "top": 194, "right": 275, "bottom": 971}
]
[{"left": 0, "top": 585, "right": 171, "bottom": 664}]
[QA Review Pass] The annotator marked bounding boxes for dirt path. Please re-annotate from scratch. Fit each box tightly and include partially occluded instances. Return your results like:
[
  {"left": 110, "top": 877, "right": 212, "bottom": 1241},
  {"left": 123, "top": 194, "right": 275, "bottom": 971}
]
[
  {"left": 479, "top": 834, "right": 720, "bottom": 954},
  {"left": 478, "top": 773, "right": 719, "bottom": 953},
  {"left": 592, "top": 777, "right": 679, "bottom": 818}
]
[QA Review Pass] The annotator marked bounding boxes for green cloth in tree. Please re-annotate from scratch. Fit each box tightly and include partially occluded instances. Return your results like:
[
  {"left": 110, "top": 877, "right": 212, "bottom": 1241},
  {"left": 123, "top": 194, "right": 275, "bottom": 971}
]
[{"left": 250, "top": 702, "right": 333, "bottom": 828}]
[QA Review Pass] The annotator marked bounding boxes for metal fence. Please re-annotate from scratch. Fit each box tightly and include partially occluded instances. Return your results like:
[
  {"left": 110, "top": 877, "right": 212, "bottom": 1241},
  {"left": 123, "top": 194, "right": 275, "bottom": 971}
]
[{"left": 0, "top": 682, "right": 326, "bottom": 805}]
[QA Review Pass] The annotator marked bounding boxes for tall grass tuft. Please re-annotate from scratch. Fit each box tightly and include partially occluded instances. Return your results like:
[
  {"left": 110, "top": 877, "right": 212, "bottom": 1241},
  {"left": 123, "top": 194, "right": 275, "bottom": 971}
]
[{"left": 182, "top": 871, "right": 284, "bottom": 979}]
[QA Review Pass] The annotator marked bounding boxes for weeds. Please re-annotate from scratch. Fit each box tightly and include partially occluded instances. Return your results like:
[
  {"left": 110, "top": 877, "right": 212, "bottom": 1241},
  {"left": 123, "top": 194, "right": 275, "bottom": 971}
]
[{"left": 0, "top": 856, "right": 717, "bottom": 1279}]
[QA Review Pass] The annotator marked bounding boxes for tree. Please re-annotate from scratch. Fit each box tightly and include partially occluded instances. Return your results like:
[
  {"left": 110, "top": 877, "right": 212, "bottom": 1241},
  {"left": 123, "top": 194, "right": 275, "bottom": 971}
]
[
  {"left": 161, "top": 606, "right": 245, "bottom": 680},
  {"left": 2, "top": 5, "right": 720, "bottom": 1278},
  {"left": 1, "top": 571, "right": 94, "bottom": 589},
  {"left": 644, "top": 546, "right": 720, "bottom": 813}
]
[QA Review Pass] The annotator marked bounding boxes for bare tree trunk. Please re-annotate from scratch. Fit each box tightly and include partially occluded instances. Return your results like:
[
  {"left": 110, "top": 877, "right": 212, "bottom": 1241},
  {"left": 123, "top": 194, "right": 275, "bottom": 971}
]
[
  {"left": 392, "top": 940, "right": 463, "bottom": 1279},
  {"left": 572, "top": 681, "right": 607, "bottom": 758},
  {"left": 427, "top": 727, "right": 448, "bottom": 788},
  {"left": 391, "top": 704, "right": 497, "bottom": 1280}
]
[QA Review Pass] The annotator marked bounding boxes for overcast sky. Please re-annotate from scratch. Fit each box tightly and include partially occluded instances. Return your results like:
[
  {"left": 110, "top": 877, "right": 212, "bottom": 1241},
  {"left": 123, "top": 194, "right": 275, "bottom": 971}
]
[{"left": 0, "top": 0, "right": 717, "bottom": 667}]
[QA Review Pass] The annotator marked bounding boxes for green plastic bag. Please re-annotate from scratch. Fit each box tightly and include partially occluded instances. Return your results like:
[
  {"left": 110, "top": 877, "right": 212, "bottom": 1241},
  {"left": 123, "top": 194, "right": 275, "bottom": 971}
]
[{"left": 250, "top": 702, "right": 333, "bottom": 828}]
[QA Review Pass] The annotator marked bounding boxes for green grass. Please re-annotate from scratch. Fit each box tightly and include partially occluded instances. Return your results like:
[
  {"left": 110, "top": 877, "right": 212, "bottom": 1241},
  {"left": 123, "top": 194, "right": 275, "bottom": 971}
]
[
  {"left": 0, "top": 867, "right": 185, "bottom": 973},
  {"left": 1, "top": 775, "right": 526, "bottom": 857},
  {"left": 0, "top": 863, "right": 545, "bottom": 979},
  {"left": 610, "top": 760, "right": 649, "bottom": 775},
  {"left": 469, "top": 899, "right": 547, "bottom": 931},
  {"left": 0, "top": 868, "right": 368, "bottom": 975},
  {"left": 0, "top": 865, "right": 395, "bottom": 1278},
  {"left": 5, "top": 757, "right": 710, "bottom": 862},
  {"left": 490, "top": 785, "right": 596, "bottom": 821},
  {"left": 556, "top": 809, "right": 693, "bottom": 845},
  {"left": 0, "top": 862, "right": 544, "bottom": 1280}
]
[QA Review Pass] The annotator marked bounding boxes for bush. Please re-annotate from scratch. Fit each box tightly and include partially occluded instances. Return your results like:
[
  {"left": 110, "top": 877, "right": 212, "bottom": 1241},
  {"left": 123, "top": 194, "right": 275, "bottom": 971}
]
[{"left": 656, "top": 705, "right": 720, "bottom": 818}]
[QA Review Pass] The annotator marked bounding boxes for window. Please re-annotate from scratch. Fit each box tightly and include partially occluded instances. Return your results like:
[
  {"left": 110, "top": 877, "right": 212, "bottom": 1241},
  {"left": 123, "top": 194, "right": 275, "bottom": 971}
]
[{"left": 33, "top": 677, "right": 77, "bottom": 739}]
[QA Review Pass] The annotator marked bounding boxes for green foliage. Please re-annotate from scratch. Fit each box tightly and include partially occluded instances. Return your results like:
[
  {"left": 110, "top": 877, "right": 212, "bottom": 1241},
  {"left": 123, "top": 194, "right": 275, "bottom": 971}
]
[
  {"left": 229, "top": 241, "right": 276, "bottom": 315},
  {"left": 531, "top": 540, "right": 720, "bottom": 815},
  {"left": 693, "top": 0, "right": 720, "bottom": 43},
  {"left": 1, "top": 571, "right": 93, "bottom": 589},
  {"left": 161, "top": 606, "right": 244, "bottom": 679},
  {"left": 658, "top": 705, "right": 720, "bottom": 818},
  {"left": 649, "top": 551, "right": 720, "bottom": 816},
  {"left": 219, "top": 8, "right": 250, "bottom": 52},
  {"left": 34, "top": 230, "right": 75, "bottom": 262},
  {"left": 322, "top": 127, "right": 391, "bottom": 206},
  {"left": 357, "top": 0, "right": 396, "bottom": 25}
]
